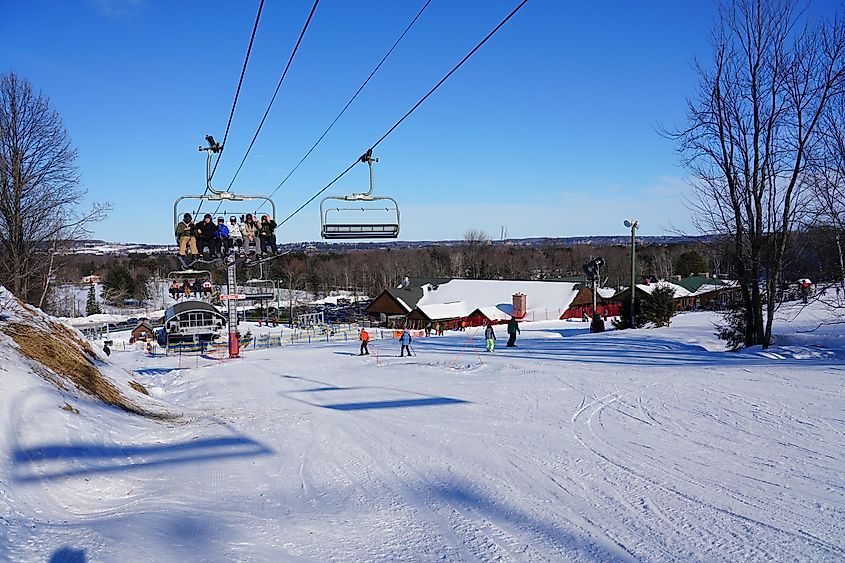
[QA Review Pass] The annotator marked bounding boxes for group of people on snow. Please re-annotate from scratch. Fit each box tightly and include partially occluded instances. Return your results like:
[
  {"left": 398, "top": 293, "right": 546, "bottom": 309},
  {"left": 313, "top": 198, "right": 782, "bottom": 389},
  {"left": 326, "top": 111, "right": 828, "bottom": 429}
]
[
  {"left": 176, "top": 212, "right": 277, "bottom": 265},
  {"left": 357, "top": 316, "right": 522, "bottom": 357}
]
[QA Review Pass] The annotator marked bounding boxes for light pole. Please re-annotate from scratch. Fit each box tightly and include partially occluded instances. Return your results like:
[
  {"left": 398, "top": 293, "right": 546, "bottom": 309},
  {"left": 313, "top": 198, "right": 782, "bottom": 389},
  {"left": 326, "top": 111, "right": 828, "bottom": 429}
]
[{"left": 624, "top": 219, "right": 639, "bottom": 327}]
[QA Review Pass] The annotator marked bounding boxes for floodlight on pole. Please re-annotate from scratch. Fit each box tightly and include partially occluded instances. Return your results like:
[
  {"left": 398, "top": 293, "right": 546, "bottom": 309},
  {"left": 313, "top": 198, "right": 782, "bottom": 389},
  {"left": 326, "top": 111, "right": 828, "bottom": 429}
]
[{"left": 625, "top": 219, "right": 639, "bottom": 327}]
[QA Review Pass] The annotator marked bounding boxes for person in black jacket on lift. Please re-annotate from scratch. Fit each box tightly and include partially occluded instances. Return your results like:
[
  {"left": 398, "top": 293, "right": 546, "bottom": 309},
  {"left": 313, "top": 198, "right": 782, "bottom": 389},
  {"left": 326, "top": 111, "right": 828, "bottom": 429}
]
[{"left": 194, "top": 214, "right": 218, "bottom": 258}]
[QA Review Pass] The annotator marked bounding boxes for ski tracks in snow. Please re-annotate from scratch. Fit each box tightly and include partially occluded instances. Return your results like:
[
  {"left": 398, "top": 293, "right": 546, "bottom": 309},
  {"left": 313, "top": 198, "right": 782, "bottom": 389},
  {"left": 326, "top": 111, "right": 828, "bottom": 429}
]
[{"left": 567, "top": 374, "right": 845, "bottom": 561}]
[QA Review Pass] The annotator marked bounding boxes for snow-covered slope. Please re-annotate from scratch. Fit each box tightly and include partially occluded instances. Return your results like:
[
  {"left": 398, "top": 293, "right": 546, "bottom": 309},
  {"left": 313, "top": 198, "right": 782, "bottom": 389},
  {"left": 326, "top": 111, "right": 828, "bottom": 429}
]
[{"left": 2, "top": 300, "right": 844, "bottom": 561}]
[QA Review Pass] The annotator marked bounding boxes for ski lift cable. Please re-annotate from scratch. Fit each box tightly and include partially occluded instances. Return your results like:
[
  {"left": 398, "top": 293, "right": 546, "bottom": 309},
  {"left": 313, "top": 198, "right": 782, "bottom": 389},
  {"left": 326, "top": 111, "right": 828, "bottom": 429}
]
[
  {"left": 194, "top": 0, "right": 267, "bottom": 217},
  {"left": 224, "top": 0, "right": 321, "bottom": 193},
  {"left": 255, "top": 0, "right": 433, "bottom": 212},
  {"left": 277, "top": 0, "right": 529, "bottom": 228},
  {"left": 210, "top": 0, "right": 267, "bottom": 181}
]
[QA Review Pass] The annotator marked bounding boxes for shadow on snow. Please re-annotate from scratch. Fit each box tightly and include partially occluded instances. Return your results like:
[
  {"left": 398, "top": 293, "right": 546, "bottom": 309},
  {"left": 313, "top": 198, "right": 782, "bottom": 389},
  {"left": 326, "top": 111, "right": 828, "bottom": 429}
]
[
  {"left": 414, "top": 332, "right": 840, "bottom": 368},
  {"left": 279, "top": 374, "right": 470, "bottom": 412},
  {"left": 323, "top": 397, "right": 468, "bottom": 411},
  {"left": 12, "top": 435, "right": 273, "bottom": 483}
]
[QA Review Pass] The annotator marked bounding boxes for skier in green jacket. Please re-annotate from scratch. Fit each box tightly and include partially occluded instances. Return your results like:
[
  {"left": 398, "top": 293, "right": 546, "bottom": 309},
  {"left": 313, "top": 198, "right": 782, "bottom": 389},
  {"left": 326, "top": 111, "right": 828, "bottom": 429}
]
[{"left": 506, "top": 317, "right": 520, "bottom": 347}]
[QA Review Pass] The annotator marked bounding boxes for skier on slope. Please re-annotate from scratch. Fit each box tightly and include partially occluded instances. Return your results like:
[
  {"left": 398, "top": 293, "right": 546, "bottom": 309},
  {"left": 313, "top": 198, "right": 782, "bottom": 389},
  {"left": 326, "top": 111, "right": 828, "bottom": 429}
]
[
  {"left": 506, "top": 316, "right": 520, "bottom": 347},
  {"left": 359, "top": 327, "right": 370, "bottom": 356},
  {"left": 399, "top": 328, "right": 412, "bottom": 357},
  {"left": 485, "top": 322, "right": 496, "bottom": 352}
]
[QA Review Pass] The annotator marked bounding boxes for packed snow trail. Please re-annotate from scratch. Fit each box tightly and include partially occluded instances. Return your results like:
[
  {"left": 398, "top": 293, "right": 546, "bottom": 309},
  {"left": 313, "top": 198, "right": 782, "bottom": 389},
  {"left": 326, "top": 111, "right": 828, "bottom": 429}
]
[{"left": 2, "top": 311, "right": 844, "bottom": 561}]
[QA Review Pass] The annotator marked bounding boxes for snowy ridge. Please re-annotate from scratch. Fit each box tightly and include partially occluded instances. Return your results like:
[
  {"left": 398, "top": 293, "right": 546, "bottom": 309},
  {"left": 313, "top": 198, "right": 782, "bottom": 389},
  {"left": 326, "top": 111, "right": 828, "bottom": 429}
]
[{"left": 0, "top": 287, "right": 177, "bottom": 419}]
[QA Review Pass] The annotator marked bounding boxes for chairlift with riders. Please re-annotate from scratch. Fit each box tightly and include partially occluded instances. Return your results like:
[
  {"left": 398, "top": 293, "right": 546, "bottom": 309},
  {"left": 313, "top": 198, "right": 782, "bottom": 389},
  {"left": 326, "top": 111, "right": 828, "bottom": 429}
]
[
  {"left": 320, "top": 150, "right": 400, "bottom": 239},
  {"left": 174, "top": 136, "right": 278, "bottom": 267},
  {"left": 167, "top": 268, "right": 214, "bottom": 301}
]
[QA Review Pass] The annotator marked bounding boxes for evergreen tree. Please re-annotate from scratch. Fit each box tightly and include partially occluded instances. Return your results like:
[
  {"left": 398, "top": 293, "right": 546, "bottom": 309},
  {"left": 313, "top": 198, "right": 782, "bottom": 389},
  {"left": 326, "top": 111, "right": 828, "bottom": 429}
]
[
  {"left": 612, "top": 298, "right": 644, "bottom": 330},
  {"left": 640, "top": 286, "right": 677, "bottom": 327},
  {"left": 102, "top": 266, "right": 137, "bottom": 305},
  {"left": 85, "top": 283, "right": 101, "bottom": 315},
  {"left": 674, "top": 251, "right": 708, "bottom": 277}
]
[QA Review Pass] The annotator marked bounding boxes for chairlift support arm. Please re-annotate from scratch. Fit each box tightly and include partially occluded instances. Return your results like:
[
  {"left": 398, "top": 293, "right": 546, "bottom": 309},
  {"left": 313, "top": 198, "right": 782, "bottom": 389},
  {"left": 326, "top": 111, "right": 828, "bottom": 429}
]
[
  {"left": 199, "top": 136, "right": 223, "bottom": 195},
  {"left": 174, "top": 194, "right": 276, "bottom": 225}
]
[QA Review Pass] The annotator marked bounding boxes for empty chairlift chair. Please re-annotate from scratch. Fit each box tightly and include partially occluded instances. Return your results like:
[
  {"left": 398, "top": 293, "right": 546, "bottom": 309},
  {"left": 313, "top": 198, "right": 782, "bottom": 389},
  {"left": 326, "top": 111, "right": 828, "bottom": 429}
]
[{"left": 320, "top": 151, "right": 400, "bottom": 239}]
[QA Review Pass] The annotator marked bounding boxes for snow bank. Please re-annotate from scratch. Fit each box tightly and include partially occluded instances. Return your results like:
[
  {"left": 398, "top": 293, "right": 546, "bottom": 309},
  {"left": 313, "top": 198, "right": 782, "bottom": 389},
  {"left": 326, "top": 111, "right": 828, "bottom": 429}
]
[{"left": 0, "top": 287, "right": 176, "bottom": 419}]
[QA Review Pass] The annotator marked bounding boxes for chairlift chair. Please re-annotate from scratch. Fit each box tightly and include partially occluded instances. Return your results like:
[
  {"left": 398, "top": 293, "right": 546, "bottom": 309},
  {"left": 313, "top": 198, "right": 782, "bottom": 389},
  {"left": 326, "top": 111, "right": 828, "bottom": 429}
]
[
  {"left": 167, "top": 269, "right": 214, "bottom": 301},
  {"left": 173, "top": 137, "right": 277, "bottom": 264},
  {"left": 168, "top": 269, "right": 212, "bottom": 283},
  {"left": 320, "top": 151, "right": 400, "bottom": 239}
]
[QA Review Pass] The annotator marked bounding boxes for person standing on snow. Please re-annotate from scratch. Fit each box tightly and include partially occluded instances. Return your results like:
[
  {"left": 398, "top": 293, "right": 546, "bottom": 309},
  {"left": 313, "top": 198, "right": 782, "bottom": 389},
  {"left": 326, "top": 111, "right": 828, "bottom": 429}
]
[
  {"left": 506, "top": 317, "right": 520, "bottom": 347},
  {"left": 359, "top": 328, "right": 370, "bottom": 356},
  {"left": 485, "top": 322, "right": 496, "bottom": 352},
  {"left": 399, "top": 328, "right": 412, "bottom": 357}
]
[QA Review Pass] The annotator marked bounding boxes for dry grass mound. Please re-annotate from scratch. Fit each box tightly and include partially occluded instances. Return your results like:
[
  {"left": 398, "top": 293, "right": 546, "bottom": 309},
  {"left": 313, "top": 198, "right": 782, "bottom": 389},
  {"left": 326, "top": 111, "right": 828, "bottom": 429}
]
[{"left": 2, "top": 321, "right": 162, "bottom": 418}]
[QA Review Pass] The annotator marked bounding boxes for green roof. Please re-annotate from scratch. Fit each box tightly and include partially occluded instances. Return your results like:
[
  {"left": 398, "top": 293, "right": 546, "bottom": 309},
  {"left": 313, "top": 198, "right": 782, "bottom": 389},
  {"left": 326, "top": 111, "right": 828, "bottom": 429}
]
[{"left": 672, "top": 276, "right": 725, "bottom": 293}]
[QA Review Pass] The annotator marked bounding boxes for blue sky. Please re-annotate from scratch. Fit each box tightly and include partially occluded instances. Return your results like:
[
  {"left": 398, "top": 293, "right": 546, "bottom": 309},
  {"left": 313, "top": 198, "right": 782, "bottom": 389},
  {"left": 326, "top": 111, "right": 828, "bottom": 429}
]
[{"left": 2, "top": 1, "right": 837, "bottom": 244}]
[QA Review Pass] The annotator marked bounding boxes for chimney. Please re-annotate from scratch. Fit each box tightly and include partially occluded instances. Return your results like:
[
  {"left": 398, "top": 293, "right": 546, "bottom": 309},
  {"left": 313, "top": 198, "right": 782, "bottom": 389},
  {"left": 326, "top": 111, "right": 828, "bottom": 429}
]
[{"left": 512, "top": 293, "right": 527, "bottom": 318}]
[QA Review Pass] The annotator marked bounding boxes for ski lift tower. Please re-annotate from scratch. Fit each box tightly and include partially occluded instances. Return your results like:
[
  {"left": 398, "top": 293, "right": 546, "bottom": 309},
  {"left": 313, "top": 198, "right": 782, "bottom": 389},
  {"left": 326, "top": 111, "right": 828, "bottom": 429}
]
[{"left": 199, "top": 139, "right": 240, "bottom": 357}]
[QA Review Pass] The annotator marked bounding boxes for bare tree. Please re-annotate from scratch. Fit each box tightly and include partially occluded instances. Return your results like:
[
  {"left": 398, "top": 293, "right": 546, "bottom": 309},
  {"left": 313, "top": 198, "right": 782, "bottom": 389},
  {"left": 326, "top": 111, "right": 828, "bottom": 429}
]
[
  {"left": 0, "top": 73, "right": 109, "bottom": 305},
  {"left": 462, "top": 229, "right": 491, "bottom": 278},
  {"left": 669, "top": 0, "right": 845, "bottom": 348},
  {"left": 809, "top": 92, "right": 845, "bottom": 289}
]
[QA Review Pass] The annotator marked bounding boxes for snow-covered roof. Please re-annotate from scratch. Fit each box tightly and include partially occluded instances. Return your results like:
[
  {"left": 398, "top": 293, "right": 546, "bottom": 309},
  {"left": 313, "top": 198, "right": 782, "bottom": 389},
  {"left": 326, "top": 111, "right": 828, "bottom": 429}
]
[
  {"left": 393, "top": 295, "right": 413, "bottom": 313},
  {"left": 474, "top": 305, "right": 513, "bottom": 321},
  {"left": 597, "top": 287, "right": 617, "bottom": 299},
  {"left": 414, "top": 279, "right": 580, "bottom": 320},
  {"left": 691, "top": 282, "right": 733, "bottom": 296},
  {"left": 636, "top": 281, "right": 694, "bottom": 298},
  {"left": 416, "top": 301, "right": 474, "bottom": 321}
]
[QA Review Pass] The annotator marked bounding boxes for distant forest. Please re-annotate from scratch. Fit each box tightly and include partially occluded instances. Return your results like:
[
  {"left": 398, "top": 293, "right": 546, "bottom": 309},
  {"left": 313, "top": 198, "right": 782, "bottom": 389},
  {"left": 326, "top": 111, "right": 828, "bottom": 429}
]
[{"left": 51, "top": 227, "right": 843, "bottom": 309}]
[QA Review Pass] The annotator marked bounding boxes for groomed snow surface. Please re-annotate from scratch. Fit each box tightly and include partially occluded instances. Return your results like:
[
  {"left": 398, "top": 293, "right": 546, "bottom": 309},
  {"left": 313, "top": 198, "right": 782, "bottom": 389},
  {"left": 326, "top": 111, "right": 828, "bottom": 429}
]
[{"left": 2, "top": 303, "right": 844, "bottom": 562}]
